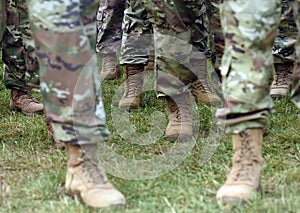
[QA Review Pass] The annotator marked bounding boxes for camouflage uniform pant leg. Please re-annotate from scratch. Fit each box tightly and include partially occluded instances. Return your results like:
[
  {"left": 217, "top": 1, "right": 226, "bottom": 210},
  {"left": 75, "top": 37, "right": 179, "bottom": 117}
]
[
  {"left": 191, "top": 1, "right": 209, "bottom": 56},
  {"left": 2, "top": 0, "right": 39, "bottom": 91},
  {"left": 0, "top": 0, "right": 6, "bottom": 42},
  {"left": 2, "top": 0, "right": 28, "bottom": 91},
  {"left": 206, "top": 0, "right": 224, "bottom": 74},
  {"left": 273, "top": 0, "right": 297, "bottom": 64},
  {"left": 291, "top": 0, "right": 300, "bottom": 111},
  {"left": 96, "top": 0, "right": 125, "bottom": 54},
  {"left": 18, "top": 0, "right": 39, "bottom": 89},
  {"left": 216, "top": 0, "right": 281, "bottom": 133},
  {"left": 27, "top": 0, "right": 110, "bottom": 144},
  {"left": 147, "top": 0, "right": 203, "bottom": 96},
  {"left": 119, "top": 0, "right": 153, "bottom": 65}
]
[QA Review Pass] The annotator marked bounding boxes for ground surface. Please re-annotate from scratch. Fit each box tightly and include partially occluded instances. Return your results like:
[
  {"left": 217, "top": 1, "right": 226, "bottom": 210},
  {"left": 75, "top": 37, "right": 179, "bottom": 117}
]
[{"left": 0, "top": 59, "right": 299, "bottom": 213}]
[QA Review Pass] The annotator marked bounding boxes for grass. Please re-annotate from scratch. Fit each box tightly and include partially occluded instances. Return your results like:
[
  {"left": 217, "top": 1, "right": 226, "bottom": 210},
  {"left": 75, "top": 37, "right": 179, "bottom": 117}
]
[{"left": 0, "top": 57, "right": 299, "bottom": 213}]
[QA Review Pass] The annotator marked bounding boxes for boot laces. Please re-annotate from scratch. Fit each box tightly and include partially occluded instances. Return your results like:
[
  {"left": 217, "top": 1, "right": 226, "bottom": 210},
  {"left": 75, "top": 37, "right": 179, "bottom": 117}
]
[
  {"left": 80, "top": 151, "right": 108, "bottom": 185},
  {"left": 192, "top": 79, "right": 213, "bottom": 95},
  {"left": 12, "top": 90, "right": 39, "bottom": 105},
  {"left": 232, "top": 132, "right": 259, "bottom": 182},
  {"left": 169, "top": 96, "right": 191, "bottom": 123},
  {"left": 125, "top": 66, "right": 142, "bottom": 97},
  {"left": 102, "top": 55, "right": 117, "bottom": 73},
  {"left": 273, "top": 64, "right": 292, "bottom": 86}
]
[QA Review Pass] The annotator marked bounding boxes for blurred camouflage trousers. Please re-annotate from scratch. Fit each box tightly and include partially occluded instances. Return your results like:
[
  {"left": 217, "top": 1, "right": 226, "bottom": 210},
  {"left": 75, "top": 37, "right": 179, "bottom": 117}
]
[
  {"left": 2, "top": 0, "right": 39, "bottom": 91},
  {"left": 291, "top": 0, "right": 300, "bottom": 111},
  {"left": 0, "top": 0, "right": 5, "bottom": 40},
  {"left": 27, "top": 0, "right": 109, "bottom": 144},
  {"left": 96, "top": 0, "right": 125, "bottom": 54},
  {"left": 205, "top": 0, "right": 224, "bottom": 73},
  {"left": 204, "top": 0, "right": 297, "bottom": 72},
  {"left": 145, "top": 0, "right": 208, "bottom": 96},
  {"left": 216, "top": 0, "right": 300, "bottom": 133},
  {"left": 120, "top": 0, "right": 153, "bottom": 65},
  {"left": 216, "top": 0, "right": 281, "bottom": 133},
  {"left": 273, "top": 0, "right": 298, "bottom": 64}
]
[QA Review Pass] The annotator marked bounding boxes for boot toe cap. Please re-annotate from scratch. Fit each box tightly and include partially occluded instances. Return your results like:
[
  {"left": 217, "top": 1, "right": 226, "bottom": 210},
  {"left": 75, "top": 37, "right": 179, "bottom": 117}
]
[
  {"left": 216, "top": 184, "right": 257, "bottom": 204},
  {"left": 118, "top": 96, "right": 142, "bottom": 110},
  {"left": 82, "top": 188, "right": 126, "bottom": 208}
]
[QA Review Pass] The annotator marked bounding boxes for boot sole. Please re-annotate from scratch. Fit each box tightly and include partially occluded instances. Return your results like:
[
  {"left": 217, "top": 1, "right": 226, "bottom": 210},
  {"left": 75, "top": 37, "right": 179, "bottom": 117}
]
[
  {"left": 118, "top": 106, "right": 141, "bottom": 111},
  {"left": 270, "top": 94, "right": 286, "bottom": 99},
  {"left": 218, "top": 196, "right": 245, "bottom": 205},
  {"left": 118, "top": 103, "right": 142, "bottom": 111},
  {"left": 65, "top": 188, "right": 125, "bottom": 210},
  {"left": 217, "top": 184, "right": 262, "bottom": 207},
  {"left": 165, "top": 134, "right": 193, "bottom": 142},
  {"left": 100, "top": 73, "right": 121, "bottom": 80}
]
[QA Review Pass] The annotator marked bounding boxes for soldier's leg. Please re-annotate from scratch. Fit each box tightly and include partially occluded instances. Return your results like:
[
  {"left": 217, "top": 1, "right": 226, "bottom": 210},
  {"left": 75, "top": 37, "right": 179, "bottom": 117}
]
[
  {"left": 2, "top": 0, "right": 27, "bottom": 91},
  {"left": 147, "top": 0, "right": 206, "bottom": 140},
  {"left": 96, "top": 0, "right": 125, "bottom": 80},
  {"left": 206, "top": 0, "right": 224, "bottom": 78},
  {"left": 216, "top": 0, "right": 281, "bottom": 204},
  {"left": 0, "top": 0, "right": 6, "bottom": 41},
  {"left": 27, "top": 0, "right": 125, "bottom": 208},
  {"left": 291, "top": 1, "right": 300, "bottom": 111},
  {"left": 271, "top": 0, "right": 297, "bottom": 98},
  {"left": 18, "top": 0, "right": 39, "bottom": 89},
  {"left": 190, "top": 1, "right": 221, "bottom": 106},
  {"left": 2, "top": 0, "right": 43, "bottom": 115},
  {"left": 118, "top": 0, "right": 153, "bottom": 110}
]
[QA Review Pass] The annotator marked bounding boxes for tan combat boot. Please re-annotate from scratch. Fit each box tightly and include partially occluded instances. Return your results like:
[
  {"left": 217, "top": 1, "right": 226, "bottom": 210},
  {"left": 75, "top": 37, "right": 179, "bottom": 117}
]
[
  {"left": 190, "top": 58, "right": 221, "bottom": 106},
  {"left": 270, "top": 62, "right": 293, "bottom": 98},
  {"left": 217, "top": 128, "right": 263, "bottom": 205},
  {"left": 118, "top": 64, "right": 144, "bottom": 110},
  {"left": 144, "top": 54, "right": 155, "bottom": 71},
  {"left": 65, "top": 144, "right": 125, "bottom": 209},
  {"left": 165, "top": 92, "right": 193, "bottom": 141},
  {"left": 100, "top": 53, "right": 121, "bottom": 80},
  {"left": 10, "top": 89, "right": 44, "bottom": 115}
]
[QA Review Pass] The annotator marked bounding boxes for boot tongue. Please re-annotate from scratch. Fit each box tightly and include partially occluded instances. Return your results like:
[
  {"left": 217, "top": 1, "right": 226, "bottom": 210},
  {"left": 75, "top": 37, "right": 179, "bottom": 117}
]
[
  {"left": 81, "top": 158, "right": 109, "bottom": 185},
  {"left": 102, "top": 55, "right": 115, "bottom": 73},
  {"left": 12, "top": 90, "right": 39, "bottom": 104},
  {"left": 273, "top": 64, "right": 292, "bottom": 86},
  {"left": 126, "top": 75, "right": 142, "bottom": 97},
  {"left": 192, "top": 77, "right": 213, "bottom": 95},
  {"left": 79, "top": 145, "right": 110, "bottom": 185},
  {"left": 277, "top": 69, "right": 288, "bottom": 85},
  {"left": 125, "top": 65, "right": 143, "bottom": 97},
  {"left": 232, "top": 132, "right": 258, "bottom": 182},
  {"left": 170, "top": 94, "right": 192, "bottom": 123}
]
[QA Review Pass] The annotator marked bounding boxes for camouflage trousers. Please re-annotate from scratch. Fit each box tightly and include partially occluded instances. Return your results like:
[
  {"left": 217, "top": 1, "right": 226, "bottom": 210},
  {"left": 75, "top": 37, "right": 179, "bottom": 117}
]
[
  {"left": 216, "top": 0, "right": 300, "bottom": 133},
  {"left": 192, "top": 1, "right": 210, "bottom": 55},
  {"left": 291, "top": 0, "right": 300, "bottom": 111},
  {"left": 2, "top": 0, "right": 39, "bottom": 91},
  {"left": 0, "top": 0, "right": 5, "bottom": 42},
  {"left": 119, "top": 0, "right": 153, "bottom": 65},
  {"left": 27, "top": 0, "right": 109, "bottom": 144},
  {"left": 273, "top": 0, "right": 298, "bottom": 64},
  {"left": 96, "top": 0, "right": 125, "bottom": 54},
  {"left": 205, "top": 0, "right": 298, "bottom": 72},
  {"left": 120, "top": 0, "right": 209, "bottom": 63},
  {"left": 145, "top": 0, "right": 208, "bottom": 96},
  {"left": 205, "top": 0, "right": 224, "bottom": 73}
]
